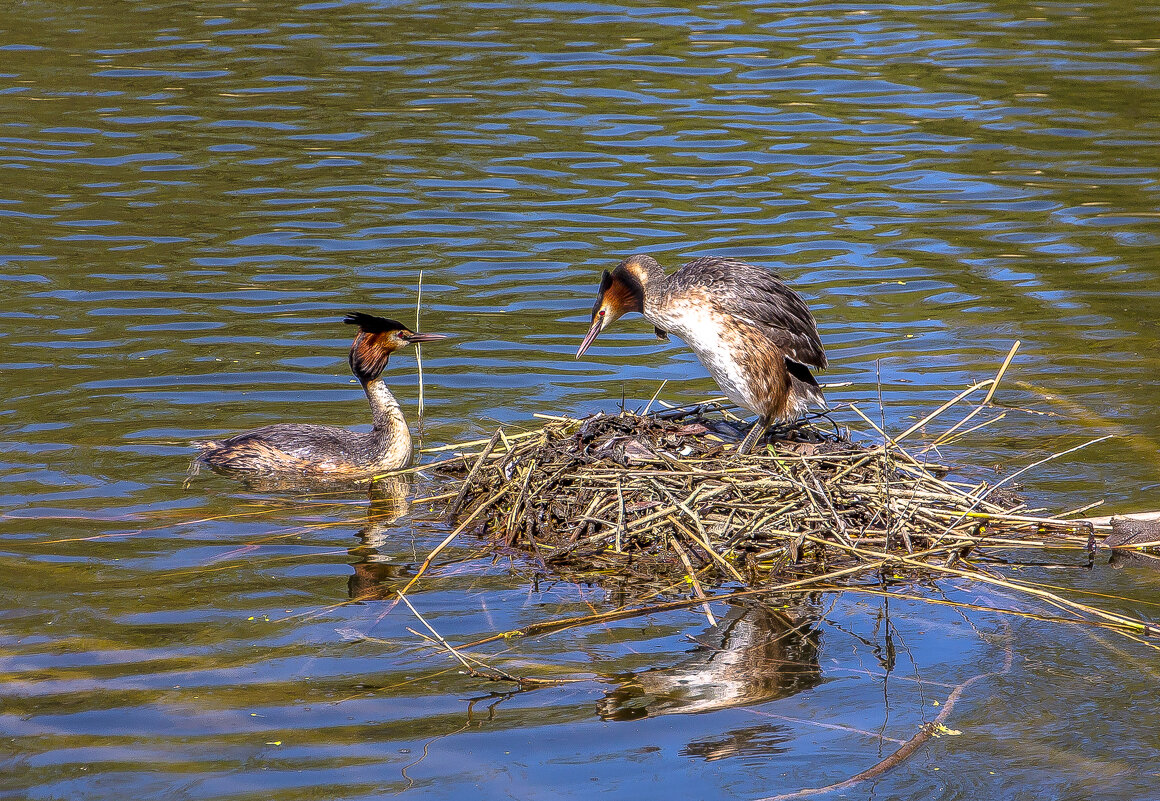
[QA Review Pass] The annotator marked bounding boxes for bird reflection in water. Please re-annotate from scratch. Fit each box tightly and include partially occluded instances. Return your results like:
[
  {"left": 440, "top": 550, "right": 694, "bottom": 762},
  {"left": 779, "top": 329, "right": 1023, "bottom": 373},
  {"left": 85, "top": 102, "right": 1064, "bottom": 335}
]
[
  {"left": 681, "top": 724, "right": 794, "bottom": 762},
  {"left": 347, "top": 476, "right": 417, "bottom": 601},
  {"left": 598, "top": 602, "right": 822, "bottom": 723}
]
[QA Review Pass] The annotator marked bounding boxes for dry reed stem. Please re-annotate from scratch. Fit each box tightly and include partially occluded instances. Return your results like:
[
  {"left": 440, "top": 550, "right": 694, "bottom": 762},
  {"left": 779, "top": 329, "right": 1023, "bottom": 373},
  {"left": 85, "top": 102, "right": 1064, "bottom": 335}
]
[
  {"left": 399, "top": 592, "right": 565, "bottom": 687},
  {"left": 446, "top": 429, "right": 504, "bottom": 518},
  {"left": 396, "top": 484, "right": 512, "bottom": 599},
  {"left": 892, "top": 380, "right": 994, "bottom": 444},
  {"left": 909, "top": 558, "right": 1157, "bottom": 637},
  {"left": 920, "top": 341, "right": 1020, "bottom": 453},
  {"left": 668, "top": 533, "right": 716, "bottom": 625},
  {"left": 414, "top": 270, "right": 425, "bottom": 426},
  {"left": 935, "top": 435, "right": 1113, "bottom": 544}
]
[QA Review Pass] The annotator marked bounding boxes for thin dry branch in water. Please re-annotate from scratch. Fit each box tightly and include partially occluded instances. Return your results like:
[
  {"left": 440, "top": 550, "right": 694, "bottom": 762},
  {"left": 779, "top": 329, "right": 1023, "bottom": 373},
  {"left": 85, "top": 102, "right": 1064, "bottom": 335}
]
[
  {"left": 753, "top": 619, "right": 1017, "bottom": 801},
  {"left": 398, "top": 592, "right": 569, "bottom": 688},
  {"left": 415, "top": 269, "right": 425, "bottom": 427}
]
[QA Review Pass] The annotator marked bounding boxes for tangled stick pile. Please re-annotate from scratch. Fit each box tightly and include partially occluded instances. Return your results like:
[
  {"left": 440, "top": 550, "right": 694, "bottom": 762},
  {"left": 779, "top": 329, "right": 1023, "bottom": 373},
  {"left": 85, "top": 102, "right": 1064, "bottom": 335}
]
[{"left": 434, "top": 401, "right": 1098, "bottom": 590}]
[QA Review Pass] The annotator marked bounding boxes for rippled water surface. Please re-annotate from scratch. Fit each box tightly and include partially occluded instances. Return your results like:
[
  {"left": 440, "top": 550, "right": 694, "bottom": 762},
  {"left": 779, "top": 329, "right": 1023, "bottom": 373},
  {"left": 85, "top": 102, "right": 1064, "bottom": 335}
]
[{"left": 3, "top": 1, "right": 1159, "bottom": 799}]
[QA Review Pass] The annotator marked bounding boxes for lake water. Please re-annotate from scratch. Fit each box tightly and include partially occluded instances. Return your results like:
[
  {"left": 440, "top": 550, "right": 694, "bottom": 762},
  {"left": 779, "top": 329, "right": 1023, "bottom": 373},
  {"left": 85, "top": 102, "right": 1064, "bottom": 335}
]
[{"left": 3, "top": 1, "right": 1159, "bottom": 799}]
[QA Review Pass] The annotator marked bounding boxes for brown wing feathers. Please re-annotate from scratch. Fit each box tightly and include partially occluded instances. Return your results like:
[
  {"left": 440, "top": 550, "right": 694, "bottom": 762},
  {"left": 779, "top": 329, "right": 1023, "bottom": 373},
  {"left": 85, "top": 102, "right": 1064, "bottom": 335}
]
[{"left": 675, "top": 257, "right": 826, "bottom": 369}]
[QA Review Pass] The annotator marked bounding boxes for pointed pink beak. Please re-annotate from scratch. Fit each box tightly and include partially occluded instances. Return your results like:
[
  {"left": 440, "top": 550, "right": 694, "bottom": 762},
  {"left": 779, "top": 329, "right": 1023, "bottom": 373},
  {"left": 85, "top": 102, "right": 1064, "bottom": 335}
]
[{"left": 576, "top": 313, "right": 604, "bottom": 358}]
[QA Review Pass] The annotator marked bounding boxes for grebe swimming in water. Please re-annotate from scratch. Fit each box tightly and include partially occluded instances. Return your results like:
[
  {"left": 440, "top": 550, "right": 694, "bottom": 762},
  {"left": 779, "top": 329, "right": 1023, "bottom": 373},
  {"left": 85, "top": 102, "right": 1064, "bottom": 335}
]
[
  {"left": 576, "top": 254, "right": 827, "bottom": 452},
  {"left": 195, "top": 312, "right": 446, "bottom": 477}
]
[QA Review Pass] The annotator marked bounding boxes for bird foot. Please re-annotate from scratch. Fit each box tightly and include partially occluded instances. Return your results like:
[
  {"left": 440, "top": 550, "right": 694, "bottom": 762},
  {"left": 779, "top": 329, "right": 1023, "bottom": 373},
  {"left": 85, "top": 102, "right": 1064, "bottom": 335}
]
[{"left": 737, "top": 419, "right": 772, "bottom": 455}]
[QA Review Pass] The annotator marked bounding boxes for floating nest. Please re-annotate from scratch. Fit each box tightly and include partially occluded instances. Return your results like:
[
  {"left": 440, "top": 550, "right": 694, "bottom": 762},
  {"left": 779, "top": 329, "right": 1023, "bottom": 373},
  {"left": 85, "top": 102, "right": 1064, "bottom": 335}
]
[{"left": 432, "top": 400, "right": 1101, "bottom": 592}]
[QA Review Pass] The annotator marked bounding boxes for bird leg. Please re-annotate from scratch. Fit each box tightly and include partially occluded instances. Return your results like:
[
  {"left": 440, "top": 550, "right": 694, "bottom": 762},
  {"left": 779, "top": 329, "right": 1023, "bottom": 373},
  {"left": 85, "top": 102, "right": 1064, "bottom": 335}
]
[{"left": 738, "top": 416, "right": 772, "bottom": 455}]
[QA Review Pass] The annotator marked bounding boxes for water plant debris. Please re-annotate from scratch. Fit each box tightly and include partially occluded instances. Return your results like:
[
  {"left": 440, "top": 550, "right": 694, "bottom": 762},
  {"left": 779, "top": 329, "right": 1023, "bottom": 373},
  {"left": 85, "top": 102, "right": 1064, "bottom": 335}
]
[{"left": 430, "top": 398, "right": 1126, "bottom": 598}]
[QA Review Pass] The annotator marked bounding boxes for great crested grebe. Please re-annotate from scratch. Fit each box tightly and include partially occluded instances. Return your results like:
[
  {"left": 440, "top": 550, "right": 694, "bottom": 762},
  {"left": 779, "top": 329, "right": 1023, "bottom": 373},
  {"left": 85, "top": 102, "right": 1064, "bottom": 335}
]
[
  {"left": 195, "top": 312, "right": 446, "bottom": 477},
  {"left": 576, "top": 254, "right": 827, "bottom": 451}
]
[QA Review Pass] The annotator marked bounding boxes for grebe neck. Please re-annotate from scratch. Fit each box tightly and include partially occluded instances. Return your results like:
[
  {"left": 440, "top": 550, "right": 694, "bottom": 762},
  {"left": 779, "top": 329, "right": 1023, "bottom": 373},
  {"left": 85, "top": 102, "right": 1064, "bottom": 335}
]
[
  {"left": 364, "top": 377, "right": 412, "bottom": 468},
  {"left": 640, "top": 260, "right": 670, "bottom": 309}
]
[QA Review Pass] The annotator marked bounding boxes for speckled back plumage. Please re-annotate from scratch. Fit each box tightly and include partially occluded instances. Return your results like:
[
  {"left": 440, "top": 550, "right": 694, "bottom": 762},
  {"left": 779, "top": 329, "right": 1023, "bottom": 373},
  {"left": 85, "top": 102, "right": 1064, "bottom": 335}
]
[
  {"left": 198, "top": 422, "right": 409, "bottom": 476},
  {"left": 196, "top": 379, "right": 413, "bottom": 476},
  {"left": 662, "top": 258, "right": 827, "bottom": 370},
  {"left": 642, "top": 256, "right": 827, "bottom": 422},
  {"left": 200, "top": 425, "right": 373, "bottom": 474}
]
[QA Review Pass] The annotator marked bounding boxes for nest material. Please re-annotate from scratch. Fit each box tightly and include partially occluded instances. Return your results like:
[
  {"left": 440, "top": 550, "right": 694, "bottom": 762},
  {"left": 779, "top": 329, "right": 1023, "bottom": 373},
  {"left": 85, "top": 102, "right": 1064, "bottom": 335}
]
[{"left": 434, "top": 405, "right": 1095, "bottom": 589}]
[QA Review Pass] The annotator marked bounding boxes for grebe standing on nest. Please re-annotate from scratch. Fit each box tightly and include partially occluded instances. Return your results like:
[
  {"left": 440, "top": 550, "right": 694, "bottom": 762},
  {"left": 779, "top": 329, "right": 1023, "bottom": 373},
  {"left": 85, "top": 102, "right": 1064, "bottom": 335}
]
[
  {"left": 195, "top": 312, "right": 446, "bottom": 477},
  {"left": 576, "top": 255, "right": 827, "bottom": 452}
]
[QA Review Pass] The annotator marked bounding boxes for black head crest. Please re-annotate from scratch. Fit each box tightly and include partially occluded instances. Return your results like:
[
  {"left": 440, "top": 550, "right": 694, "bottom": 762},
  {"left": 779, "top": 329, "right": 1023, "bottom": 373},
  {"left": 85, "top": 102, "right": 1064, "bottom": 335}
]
[
  {"left": 602, "top": 265, "right": 645, "bottom": 317},
  {"left": 597, "top": 269, "right": 613, "bottom": 294},
  {"left": 592, "top": 270, "right": 614, "bottom": 319},
  {"left": 344, "top": 312, "right": 407, "bottom": 334},
  {"left": 345, "top": 312, "right": 407, "bottom": 383}
]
